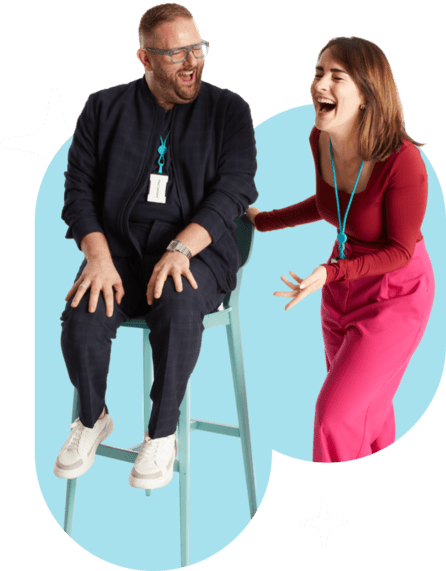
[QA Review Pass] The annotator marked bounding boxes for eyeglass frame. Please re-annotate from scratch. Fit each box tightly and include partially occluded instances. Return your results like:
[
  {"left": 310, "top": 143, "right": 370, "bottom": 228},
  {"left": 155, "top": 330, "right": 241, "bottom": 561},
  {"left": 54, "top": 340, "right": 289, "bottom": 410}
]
[{"left": 143, "top": 40, "right": 209, "bottom": 64}]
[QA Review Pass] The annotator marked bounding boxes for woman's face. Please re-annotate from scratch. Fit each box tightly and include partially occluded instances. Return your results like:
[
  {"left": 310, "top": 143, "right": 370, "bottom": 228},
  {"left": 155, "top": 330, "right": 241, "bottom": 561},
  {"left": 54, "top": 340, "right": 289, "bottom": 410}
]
[{"left": 311, "top": 47, "right": 365, "bottom": 136}]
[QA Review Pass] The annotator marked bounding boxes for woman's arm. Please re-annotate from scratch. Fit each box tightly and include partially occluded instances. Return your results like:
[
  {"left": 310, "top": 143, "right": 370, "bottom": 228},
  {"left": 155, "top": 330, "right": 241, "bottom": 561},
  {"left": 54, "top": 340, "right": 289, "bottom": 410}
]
[{"left": 247, "top": 195, "right": 322, "bottom": 231}]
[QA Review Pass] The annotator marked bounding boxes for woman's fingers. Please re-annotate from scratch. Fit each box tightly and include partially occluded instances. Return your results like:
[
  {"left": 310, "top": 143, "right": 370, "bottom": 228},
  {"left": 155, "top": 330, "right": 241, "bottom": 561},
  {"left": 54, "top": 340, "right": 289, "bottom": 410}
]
[
  {"left": 245, "top": 206, "right": 260, "bottom": 226},
  {"left": 289, "top": 270, "right": 303, "bottom": 283},
  {"left": 280, "top": 276, "right": 296, "bottom": 289},
  {"left": 285, "top": 295, "right": 302, "bottom": 311},
  {"left": 275, "top": 266, "right": 327, "bottom": 310},
  {"left": 273, "top": 290, "right": 296, "bottom": 298}
]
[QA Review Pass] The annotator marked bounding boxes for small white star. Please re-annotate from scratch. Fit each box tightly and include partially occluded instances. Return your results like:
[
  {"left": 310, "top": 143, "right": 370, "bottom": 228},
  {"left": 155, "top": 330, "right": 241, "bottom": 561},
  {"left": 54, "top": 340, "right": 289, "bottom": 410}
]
[
  {"left": 301, "top": 497, "right": 348, "bottom": 548},
  {"left": 0, "top": 88, "right": 72, "bottom": 167}
]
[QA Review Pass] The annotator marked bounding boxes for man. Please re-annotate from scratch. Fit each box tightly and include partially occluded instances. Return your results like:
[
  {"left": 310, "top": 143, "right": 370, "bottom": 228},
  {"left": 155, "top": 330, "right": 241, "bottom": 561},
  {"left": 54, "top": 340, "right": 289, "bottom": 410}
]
[{"left": 54, "top": 3, "right": 258, "bottom": 490}]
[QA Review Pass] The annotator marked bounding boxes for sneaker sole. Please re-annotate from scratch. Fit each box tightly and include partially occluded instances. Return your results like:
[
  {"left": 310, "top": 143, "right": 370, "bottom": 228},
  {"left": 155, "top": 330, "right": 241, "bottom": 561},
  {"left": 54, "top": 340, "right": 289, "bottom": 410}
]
[
  {"left": 129, "top": 440, "right": 178, "bottom": 490},
  {"left": 53, "top": 417, "right": 114, "bottom": 480}
]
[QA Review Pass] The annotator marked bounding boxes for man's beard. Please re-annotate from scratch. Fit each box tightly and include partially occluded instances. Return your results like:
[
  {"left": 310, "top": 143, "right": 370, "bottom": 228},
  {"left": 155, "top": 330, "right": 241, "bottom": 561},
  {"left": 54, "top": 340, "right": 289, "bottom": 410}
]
[{"left": 152, "top": 63, "right": 204, "bottom": 105}]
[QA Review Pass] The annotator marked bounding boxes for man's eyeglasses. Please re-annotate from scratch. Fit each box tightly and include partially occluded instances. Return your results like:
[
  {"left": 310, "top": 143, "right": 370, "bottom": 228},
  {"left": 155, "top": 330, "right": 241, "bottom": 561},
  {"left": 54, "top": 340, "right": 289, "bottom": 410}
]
[{"left": 144, "top": 40, "right": 209, "bottom": 64}]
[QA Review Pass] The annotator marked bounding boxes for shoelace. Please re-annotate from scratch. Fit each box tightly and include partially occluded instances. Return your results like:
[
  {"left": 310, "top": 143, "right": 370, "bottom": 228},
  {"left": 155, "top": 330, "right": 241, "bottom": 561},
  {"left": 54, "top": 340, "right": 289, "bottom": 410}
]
[
  {"left": 66, "top": 418, "right": 85, "bottom": 452},
  {"left": 140, "top": 435, "right": 172, "bottom": 463}
]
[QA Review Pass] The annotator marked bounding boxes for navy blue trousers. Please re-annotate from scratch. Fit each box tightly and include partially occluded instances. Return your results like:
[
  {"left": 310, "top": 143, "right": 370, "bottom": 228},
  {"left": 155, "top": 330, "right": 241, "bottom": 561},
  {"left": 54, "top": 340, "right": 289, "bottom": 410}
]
[{"left": 60, "top": 224, "right": 225, "bottom": 439}]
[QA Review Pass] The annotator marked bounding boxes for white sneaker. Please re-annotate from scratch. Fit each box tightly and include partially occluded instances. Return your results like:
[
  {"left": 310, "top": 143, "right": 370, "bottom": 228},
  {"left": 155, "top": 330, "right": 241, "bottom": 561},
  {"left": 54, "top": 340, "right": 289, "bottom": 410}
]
[
  {"left": 129, "top": 432, "right": 178, "bottom": 490},
  {"left": 54, "top": 412, "right": 114, "bottom": 479}
]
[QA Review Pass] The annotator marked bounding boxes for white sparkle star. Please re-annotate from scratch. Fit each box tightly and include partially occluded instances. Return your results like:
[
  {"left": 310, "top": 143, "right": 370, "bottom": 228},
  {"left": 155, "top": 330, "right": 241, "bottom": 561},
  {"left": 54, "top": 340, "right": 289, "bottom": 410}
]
[
  {"left": 301, "top": 497, "right": 348, "bottom": 548},
  {"left": 0, "top": 88, "right": 72, "bottom": 167}
]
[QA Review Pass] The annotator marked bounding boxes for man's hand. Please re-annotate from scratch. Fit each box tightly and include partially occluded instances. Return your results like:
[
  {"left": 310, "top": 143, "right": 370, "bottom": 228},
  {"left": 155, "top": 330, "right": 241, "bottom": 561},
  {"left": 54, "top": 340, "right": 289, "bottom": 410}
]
[
  {"left": 66, "top": 256, "right": 125, "bottom": 317},
  {"left": 273, "top": 266, "right": 328, "bottom": 311},
  {"left": 146, "top": 251, "right": 198, "bottom": 305},
  {"left": 245, "top": 206, "right": 260, "bottom": 228}
]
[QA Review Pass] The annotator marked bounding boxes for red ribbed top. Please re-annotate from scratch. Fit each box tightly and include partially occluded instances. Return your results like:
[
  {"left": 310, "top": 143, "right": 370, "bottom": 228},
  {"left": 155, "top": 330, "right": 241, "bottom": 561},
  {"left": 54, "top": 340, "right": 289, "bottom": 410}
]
[{"left": 255, "top": 127, "right": 427, "bottom": 283}]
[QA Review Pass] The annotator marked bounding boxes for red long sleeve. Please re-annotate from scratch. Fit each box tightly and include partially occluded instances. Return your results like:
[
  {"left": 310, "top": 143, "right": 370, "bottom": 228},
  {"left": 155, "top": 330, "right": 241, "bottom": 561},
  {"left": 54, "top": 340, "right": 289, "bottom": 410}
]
[
  {"left": 255, "top": 195, "right": 322, "bottom": 231},
  {"left": 255, "top": 127, "right": 427, "bottom": 284}
]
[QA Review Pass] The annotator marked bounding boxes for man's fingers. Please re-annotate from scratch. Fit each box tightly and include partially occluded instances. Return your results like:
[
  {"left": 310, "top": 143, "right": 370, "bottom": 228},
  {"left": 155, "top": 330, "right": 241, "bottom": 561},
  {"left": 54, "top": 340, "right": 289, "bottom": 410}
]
[
  {"left": 66, "top": 281, "right": 79, "bottom": 302},
  {"left": 146, "top": 287, "right": 153, "bottom": 305},
  {"left": 88, "top": 287, "right": 101, "bottom": 313},
  {"left": 146, "top": 274, "right": 157, "bottom": 305},
  {"left": 172, "top": 272, "right": 183, "bottom": 293},
  {"left": 114, "top": 282, "right": 125, "bottom": 304},
  {"left": 66, "top": 277, "right": 84, "bottom": 301},
  {"left": 70, "top": 278, "right": 90, "bottom": 306},
  {"left": 153, "top": 272, "right": 168, "bottom": 300},
  {"left": 184, "top": 269, "right": 198, "bottom": 290},
  {"left": 103, "top": 287, "right": 114, "bottom": 317}
]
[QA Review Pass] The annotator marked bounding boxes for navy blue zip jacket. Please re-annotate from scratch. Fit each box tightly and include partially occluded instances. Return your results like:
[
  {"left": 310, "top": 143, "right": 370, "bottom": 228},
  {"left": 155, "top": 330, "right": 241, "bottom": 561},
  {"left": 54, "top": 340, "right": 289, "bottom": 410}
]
[{"left": 62, "top": 75, "right": 258, "bottom": 293}]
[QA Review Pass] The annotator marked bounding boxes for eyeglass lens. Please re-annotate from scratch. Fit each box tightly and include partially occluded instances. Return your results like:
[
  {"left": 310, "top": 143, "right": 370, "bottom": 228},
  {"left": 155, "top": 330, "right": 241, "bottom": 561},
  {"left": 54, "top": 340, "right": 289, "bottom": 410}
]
[{"left": 171, "top": 44, "right": 208, "bottom": 62}]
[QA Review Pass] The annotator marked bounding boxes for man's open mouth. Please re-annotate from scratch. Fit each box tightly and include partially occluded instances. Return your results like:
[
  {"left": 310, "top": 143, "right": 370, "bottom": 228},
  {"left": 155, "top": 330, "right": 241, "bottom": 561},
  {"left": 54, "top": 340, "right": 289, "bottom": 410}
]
[{"left": 178, "top": 71, "right": 194, "bottom": 83}]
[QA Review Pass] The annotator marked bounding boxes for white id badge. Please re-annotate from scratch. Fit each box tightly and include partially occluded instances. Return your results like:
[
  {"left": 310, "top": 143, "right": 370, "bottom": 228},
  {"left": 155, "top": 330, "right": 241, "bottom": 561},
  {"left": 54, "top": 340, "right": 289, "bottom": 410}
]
[{"left": 147, "top": 174, "right": 169, "bottom": 203}]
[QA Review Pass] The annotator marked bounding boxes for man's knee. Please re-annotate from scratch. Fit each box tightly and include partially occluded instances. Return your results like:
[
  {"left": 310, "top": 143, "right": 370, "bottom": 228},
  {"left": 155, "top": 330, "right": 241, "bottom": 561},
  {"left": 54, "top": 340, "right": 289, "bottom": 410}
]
[
  {"left": 60, "top": 293, "right": 119, "bottom": 348},
  {"left": 153, "top": 275, "right": 206, "bottom": 317}
]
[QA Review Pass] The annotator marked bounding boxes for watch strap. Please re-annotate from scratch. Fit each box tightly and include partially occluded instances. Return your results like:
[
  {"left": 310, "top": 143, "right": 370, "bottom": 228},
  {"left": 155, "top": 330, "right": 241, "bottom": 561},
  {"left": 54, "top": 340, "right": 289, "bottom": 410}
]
[{"left": 166, "top": 240, "right": 192, "bottom": 260}]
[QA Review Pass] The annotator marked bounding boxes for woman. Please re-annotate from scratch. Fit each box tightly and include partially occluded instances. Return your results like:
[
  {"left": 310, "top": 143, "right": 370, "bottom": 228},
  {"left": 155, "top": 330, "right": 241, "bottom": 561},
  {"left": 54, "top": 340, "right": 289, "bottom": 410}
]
[{"left": 246, "top": 37, "right": 435, "bottom": 463}]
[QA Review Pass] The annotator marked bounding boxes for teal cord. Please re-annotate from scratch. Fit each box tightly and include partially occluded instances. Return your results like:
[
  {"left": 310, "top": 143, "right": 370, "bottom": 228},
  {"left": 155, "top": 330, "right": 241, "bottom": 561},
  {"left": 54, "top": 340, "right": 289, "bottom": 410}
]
[
  {"left": 329, "top": 137, "right": 364, "bottom": 259},
  {"left": 157, "top": 132, "right": 170, "bottom": 174}
]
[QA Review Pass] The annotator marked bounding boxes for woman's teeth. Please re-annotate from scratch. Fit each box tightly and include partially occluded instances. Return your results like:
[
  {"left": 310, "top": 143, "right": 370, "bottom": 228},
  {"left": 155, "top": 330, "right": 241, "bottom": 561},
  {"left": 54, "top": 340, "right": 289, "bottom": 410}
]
[{"left": 318, "top": 98, "right": 336, "bottom": 112}]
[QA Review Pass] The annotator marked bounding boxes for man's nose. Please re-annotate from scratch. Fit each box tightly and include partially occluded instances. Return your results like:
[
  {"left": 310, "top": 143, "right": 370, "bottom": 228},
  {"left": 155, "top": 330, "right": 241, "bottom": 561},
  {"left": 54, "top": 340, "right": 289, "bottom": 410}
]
[{"left": 185, "top": 49, "right": 197, "bottom": 65}]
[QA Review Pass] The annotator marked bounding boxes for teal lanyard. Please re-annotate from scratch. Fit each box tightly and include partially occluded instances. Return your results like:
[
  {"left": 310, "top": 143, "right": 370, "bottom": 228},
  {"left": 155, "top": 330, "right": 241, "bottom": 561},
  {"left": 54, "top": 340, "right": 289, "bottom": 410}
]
[
  {"left": 329, "top": 137, "right": 364, "bottom": 259},
  {"left": 157, "top": 132, "right": 170, "bottom": 174}
]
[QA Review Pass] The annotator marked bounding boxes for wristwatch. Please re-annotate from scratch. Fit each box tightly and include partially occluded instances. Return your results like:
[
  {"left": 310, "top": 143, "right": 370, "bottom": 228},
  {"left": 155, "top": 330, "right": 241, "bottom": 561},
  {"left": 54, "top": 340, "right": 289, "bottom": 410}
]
[{"left": 166, "top": 240, "right": 192, "bottom": 260}]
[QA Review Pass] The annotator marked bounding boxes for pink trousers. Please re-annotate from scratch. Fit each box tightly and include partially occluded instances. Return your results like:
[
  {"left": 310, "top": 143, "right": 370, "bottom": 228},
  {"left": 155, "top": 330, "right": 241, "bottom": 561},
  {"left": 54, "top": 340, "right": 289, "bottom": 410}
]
[{"left": 313, "top": 238, "right": 435, "bottom": 462}]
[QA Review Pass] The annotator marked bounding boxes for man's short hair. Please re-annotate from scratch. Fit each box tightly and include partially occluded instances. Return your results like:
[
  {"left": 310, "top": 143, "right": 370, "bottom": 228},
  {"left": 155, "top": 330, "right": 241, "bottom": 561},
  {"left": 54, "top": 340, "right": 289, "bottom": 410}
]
[{"left": 139, "top": 3, "right": 194, "bottom": 47}]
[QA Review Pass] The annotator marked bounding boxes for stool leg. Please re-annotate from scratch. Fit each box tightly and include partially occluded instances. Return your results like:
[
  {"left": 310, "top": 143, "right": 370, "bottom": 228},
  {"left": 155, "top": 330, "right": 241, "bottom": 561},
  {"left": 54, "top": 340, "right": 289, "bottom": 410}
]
[
  {"left": 178, "top": 381, "right": 190, "bottom": 567},
  {"left": 143, "top": 329, "right": 153, "bottom": 498},
  {"left": 64, "top": 479, "right": 77, "bottom": 536},
  {"left": 226, "top": 307, "right": 258, "bottom": 518},
  {"left": 64, "top": 388, "right": 80, "bottom": 535}
]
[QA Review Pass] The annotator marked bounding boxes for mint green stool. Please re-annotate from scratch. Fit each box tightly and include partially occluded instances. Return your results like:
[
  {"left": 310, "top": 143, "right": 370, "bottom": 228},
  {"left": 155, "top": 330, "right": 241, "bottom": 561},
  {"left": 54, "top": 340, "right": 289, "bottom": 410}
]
[{"left": 63, "top": 215, "right": 258, "bottom": 567}]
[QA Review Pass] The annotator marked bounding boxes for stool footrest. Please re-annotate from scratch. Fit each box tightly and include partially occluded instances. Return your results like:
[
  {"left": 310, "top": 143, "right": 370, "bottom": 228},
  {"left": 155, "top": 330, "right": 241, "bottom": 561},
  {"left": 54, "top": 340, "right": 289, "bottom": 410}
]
[
  {"left": 190, "top": 418, "right": 240, "bottom": 438},
  {"left": 97, "top": 418, "right": 240, "bottom": 464},
  {"left": 96, "top": 444, "right": 137, "bottom": 463}
]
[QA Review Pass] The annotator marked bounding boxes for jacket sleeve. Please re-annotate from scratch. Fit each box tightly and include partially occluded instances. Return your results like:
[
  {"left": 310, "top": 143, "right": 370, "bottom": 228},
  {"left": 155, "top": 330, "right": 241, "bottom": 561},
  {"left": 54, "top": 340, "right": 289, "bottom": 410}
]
[
  {"left": 190, "top": 91, "right": 258, "bottom": 242},
  {"left": 62, "top": 94, "right": 105, "bottom": 250}
]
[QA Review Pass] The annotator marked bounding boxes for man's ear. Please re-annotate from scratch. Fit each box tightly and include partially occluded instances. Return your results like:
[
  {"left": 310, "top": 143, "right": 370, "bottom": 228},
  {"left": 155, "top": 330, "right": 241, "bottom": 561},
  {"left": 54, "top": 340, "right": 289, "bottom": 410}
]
[{"left": 137, "top": 48, "right": 153, "bottom": 71}]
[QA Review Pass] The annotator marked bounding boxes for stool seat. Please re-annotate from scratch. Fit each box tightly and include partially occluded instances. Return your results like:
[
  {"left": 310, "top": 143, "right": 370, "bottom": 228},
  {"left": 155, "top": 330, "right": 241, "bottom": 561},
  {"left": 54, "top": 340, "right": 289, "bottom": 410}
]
[{"left": 62, "top": 216, "right": 258, "bottom": 568}]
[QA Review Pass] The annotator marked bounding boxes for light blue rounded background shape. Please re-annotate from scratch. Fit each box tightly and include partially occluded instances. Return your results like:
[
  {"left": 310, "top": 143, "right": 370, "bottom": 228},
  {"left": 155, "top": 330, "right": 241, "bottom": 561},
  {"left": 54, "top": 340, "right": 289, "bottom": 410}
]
[
  {"left": 35, "top": 104, "right": 445, "bottom": 570},
  {"left": 246, "top": 105, "right": 445, "bottom": 457}
]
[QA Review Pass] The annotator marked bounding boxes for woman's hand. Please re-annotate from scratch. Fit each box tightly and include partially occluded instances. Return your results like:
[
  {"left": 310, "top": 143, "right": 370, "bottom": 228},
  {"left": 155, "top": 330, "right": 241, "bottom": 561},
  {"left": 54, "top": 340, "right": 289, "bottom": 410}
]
[
  {"left": 245, "top": 206, "right": 261, "bottom": 228},
  {"left": 274, "top": 266, "right": 328, "bottom": 311}
]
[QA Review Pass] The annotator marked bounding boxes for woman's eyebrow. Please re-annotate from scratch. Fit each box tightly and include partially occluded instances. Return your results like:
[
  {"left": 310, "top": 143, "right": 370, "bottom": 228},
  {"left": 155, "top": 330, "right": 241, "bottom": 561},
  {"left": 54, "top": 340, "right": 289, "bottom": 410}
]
[{"left": 315, "top": 65, "right": 348, "bottom": 74}]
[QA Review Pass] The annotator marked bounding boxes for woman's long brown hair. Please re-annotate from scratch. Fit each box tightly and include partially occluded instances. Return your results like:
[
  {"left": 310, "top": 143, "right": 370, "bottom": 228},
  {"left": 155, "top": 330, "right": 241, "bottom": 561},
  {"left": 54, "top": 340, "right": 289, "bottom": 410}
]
[{"left": 319, "top": 37, "right": 423, "bottom": 161}]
